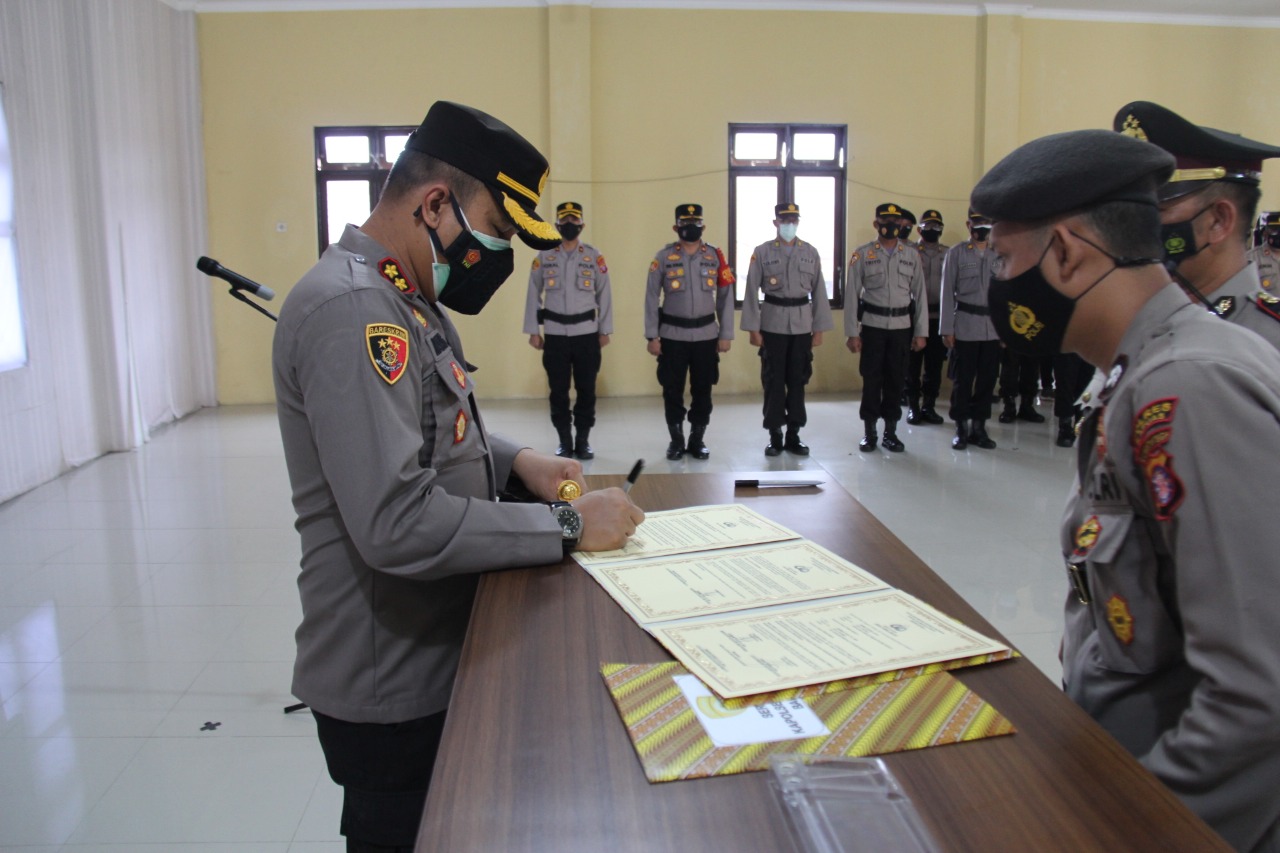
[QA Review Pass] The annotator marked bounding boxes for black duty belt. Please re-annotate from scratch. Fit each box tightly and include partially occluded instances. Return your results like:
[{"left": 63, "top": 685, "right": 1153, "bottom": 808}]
[
  {"left": 861, "top": 304, "right": 912, "bottom": 317},
  {"left": 957, "top": 302, "right": 989, "bottom": 316},
  {"left": 764, "top": 295, "right": 811, "bottom": 307},
  {"left": 538, "top": 308, "right": 595, "bottom": 324},
  {"left": 659, "top": 310, "right": 716, "bottom": 329}
]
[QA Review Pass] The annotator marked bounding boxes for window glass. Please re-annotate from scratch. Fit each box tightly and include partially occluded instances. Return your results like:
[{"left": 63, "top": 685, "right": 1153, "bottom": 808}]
[
  {"left": 792, "top": 132, "right": 836, "bottom": 162},
  {"left": 325, "top": 180, "right": 370, "bottom": 245},
  {"left": 733, "top": 175, "right": 778, "bottom": 301},
  {"left": 0, "top": 85, "right": 27, "bottom": 372},
  {"left": 794, "top": 175, "right": 837, "bottom": 299},
  {"left": 733, "top": 132, "right": 779, "bottom": 162},
  {"left": 324, "top": 135, "right": 371, "bottom": 164}
]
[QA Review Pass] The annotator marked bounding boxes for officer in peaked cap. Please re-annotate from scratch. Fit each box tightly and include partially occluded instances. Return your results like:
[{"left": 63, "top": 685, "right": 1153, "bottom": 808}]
[
  {"left": 1249, "top": 210, "right": 1280, "bottom": 293},
  {"left": 741, "top": 202, "right": 834, "bottom": 456},
  {"left": 975, "top": 127, "right": 1280, "bottom": 853},
  {"left": 1115, "top": 100, "right": 1280, "bottom": 352},
  {"left": 645, "top": 203, "right": 736, "bottom": 461},
  {"left": 905, "top": 208, "right": 949, "bottom": 426},
  {"left": 524, "top": 202, "right": 614, "bottom": 460},
  {"left": 844, "top": 202, "right": 929, "bottom": 452},
  {"left": 273, "top": 101, "right": 643, "bottom": 849}
]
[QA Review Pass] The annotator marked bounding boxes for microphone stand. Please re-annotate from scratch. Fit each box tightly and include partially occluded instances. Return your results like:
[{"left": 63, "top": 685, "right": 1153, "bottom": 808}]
[{"left": 224, "top": 284, "right": 278, "bottom": 323}]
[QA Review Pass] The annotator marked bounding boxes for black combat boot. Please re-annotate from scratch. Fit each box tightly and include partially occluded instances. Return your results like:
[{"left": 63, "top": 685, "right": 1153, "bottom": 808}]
[
  {"left": 687, "top": 424, "right": 710, "bottom": 460},
  {"left": 1056, "top": 416, "right": 1076, "bottom": 447},
  {"left": 906, "top": 398, "right": 922, "bottom": 425},
  {"left": 573, "top": 428, "right": 594, "bottom": 460},
  {"left": 784, "top": 427, "right": 809, "bottom": 456},
  {"left": 765, "top": 430, "right": 784, "bottom": 457},
  {"left": 969, "top": 420, "right": 997, "bottom": 449},
  {"left": 859, "top": 420, "right": 878, "bottom": 452},
  {"left": 920, "top": 399, "right": 945, "bottom": 424},
  {"left": 881, "top": 421, "right": 905, "bottom": 453},
  {"left": 555, "top": 426, "right": 574, "bottom": 458},
  {"left": 666, "top": 423, "right": 685, "bottom": 461},
  {"left": 1017, "top": 399, "right": 1046, "bottom": 423},
  {"left": 998, "top": 397, "right": 1017, "bottom": 424},
  {"left": 952, "top": 419, "right": 969, "bottom": 450}
]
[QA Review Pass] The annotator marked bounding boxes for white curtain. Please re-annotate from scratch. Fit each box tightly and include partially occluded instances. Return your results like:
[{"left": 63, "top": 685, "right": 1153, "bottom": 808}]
[{"left": 0, "top": 0, "right": 215, "bottom": 503}]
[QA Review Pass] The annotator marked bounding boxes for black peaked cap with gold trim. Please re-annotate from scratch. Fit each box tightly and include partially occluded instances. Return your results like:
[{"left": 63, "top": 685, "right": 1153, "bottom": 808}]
[
  {"left": 775, "top": 202, "right": 800, "bottom": 218},
  {"left": 1114, "top": 100, "right": 1280, "bottom": 201},
  {"left": 876, "top": 202, "right": 905, "bottom": 219},
  {"left": 405, "top": 101, "right": 562, "bottom": 249},
  {"left": 921, "top": 209, "right": 944, "bottom": 224},
  {"left": 556, "top": 202, "right": 584, "bottom": 220},
  {"left": 971, "top": 129, "right": 1175, "bottom": 222},
  {"left": 676, "top": 203, "right": 704, "bottom": 221}
]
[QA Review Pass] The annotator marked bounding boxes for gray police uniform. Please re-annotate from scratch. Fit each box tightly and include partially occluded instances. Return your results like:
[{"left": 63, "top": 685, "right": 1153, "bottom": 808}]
[
  {"left": 1062, "top": 283, "right": 1280, "bottom": 853},
  {"left": 1205, "top": 263, "right": 1280, "bottom": 353},
  {"left": 273, "top": 225, "right": 563, "bottom": 725},
  {"left": 940, "top": 241, "right": 1000, "bottom": 422},
  {"left": 741, "top": 238, "right": 834, "bottom": 430},
  {"left": 844, "top": 240, "right": 929, "bottom": 423},
  {"left": 1247, "top": 245, "right": 1279, "bottom": 293},
  {"left": 906, "top": 238, "right": 949, "bottom": 411},
  {"left": 644, "top": 241, "right": 735, "bottom": 426},
  {"left": 522, "top": 242, "right": 613, "bottom": 436}
]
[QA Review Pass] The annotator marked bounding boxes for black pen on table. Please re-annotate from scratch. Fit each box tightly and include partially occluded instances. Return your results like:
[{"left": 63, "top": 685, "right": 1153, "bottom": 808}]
[{"left": 623, "top": 459, "right": 644, "bottom": 494}]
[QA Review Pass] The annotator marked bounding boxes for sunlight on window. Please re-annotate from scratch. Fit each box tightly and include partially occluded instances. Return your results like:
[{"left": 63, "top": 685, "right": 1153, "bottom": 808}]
[
  {"left": 794, "top": 176, "right": 837, "bottom": 299},
  {"left": 324, "top": 135, "right": 370, "bottom": 165},
  {"left": 733, "top": 175, "right": 778, "bottom": 301},
  {"left": 0, "top": 85, "right": 27, "bottom": 373},
  {"left": 325, "top": 180, "right": 370, "bottom": 245}
]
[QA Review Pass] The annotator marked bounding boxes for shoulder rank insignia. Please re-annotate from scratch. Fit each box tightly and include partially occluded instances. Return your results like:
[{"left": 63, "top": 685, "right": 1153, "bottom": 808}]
[
  {"left": 367, "top": 323, "right": 409, "bottom": 385},
  {"left": 596, "top": 254, "right": 608, "bottom": 275},
  {"left": 453, "top": 410, "right": 467, "bottom": 444},
  {"left": 378, "top": 258, "right": 414, "bottom": 294},
  {"left": 1212, "top": 295, "right": 1236, "bottom": 318},
  {"left": 1106, "top": 595, "right": 1135, "bottom": 645},
  {"left": 450, "top": 361, "right": 467, "bottom": 390},
  {"left": 1257, "top": 292, "right": 1280, "bottom": 322}
]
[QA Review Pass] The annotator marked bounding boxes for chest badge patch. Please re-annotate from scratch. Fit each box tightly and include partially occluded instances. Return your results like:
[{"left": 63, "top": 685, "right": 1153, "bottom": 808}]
[
  {"left": 1073, "top": 516, "right": 1101, "bottom": 558},
  {"left": 367, "top": 324, "right": 409, "bottom": 385},
  {"left": 668, "top": 253, "right": 682, "bottom": 262},
  {"left": 671, "top": 280, "right": 682, "bottom": 290},
  {"left": 378, "top": 258, "right": 414, "bottom": 294},
  {"left": 453, "top": 410, "right": 467, "bottom": 444},
  {"left": 1106, "top": 595, "right": 1135, "bottom": 645},
  {"left": 450, "top": 361, "right": 467, "bottom": 390}
]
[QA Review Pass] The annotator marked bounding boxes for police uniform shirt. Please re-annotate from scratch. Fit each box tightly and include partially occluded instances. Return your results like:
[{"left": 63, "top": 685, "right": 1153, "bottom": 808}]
[
  {"left": 843, "top": 240, "right": 929, "bottom": 338},
  {"left": 273, "top": 225, "right": 563, "bottom": 725},
  {"left": 740, "top": 238, "right": 835, "bottom": 335},
  {"left": 1248, "top": 244, "right": 1280, "bottom": 294},
  {"left": 1205, "top": 262, "right": 1280, "bottom": 353},
  {"left": 915, "top": 238, "right": 950, "bottom": 327},
  {"left": 644, "top": 241, "right": 736, "bottom": 342},
  {"left": 522, "top": 242, "right": 614, "bottom": 336},
  {"left": 938, "top": 241, "right": 999, "bottom": 341},
  {"left": 1061, "top": 283, "right": 1280, "bottom": 853}
]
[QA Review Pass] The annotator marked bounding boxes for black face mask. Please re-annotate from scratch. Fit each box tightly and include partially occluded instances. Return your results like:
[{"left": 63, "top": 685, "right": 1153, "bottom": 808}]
[
  {"left": 921, "top": 229, "right": 942, "bottom": 243},
  {"left": 1266, "top": 230, "right": 1280, "bottom": 250},
  {"left": 897, "top": 224, "right": 914, "bottom": 240},
  {"left": 877, "top": 222, "right": 899, "bottom": 240},
  {"left": 677, "top": 224, "right": 704, "bottom": 243},
  {"left": 970, "top": 226, "right": 992, "bottom": 242},
  {"left": 557, "top": 222, "right": 582, "bottom": 242},
  {"left": 1160, "top": 204, "right": 1213, "bottom": 266},
  {"left": 428, "top": 195, "right": 515, "bottom": 315}
]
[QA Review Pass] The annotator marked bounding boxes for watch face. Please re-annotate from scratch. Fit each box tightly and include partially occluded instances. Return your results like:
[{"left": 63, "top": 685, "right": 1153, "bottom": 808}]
[{"left": 555, "top": 505, "right": 583, "bottom": 539}]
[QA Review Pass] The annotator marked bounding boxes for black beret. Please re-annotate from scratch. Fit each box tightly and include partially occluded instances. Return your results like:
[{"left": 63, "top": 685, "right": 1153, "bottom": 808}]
[
  {"left": 405, "top": 101, "right": 562, "bottom": 250},
  {"left": 556, "top": 202, "right": 584, "bottom": 220},
  {"left": 970, "top": 129, "right": 1175, "bottom": 223},
  {"left": 875, "top": 202, "right": 906, "bottom": 219},
  {"left": 921, "top": 209, "right": 944, "bottom": 224},
  {"left": 676, "top": 203, "right": 704, "bottom": 221},
  {"left": 775, "top": 202, "right": 800, "bottom": 218},
  {"left": 1115, "top": 101, "right": 1280, "bottom": 200}
]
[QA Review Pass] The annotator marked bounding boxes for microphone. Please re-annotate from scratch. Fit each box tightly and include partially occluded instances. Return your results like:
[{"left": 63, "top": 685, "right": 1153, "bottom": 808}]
[{"left": 196, "top": 256, "right": 276, "bottom": 301}]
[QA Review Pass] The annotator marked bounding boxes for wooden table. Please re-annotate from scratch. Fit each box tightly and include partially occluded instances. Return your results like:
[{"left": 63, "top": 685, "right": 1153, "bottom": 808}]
[{"left": 417, "top": 473, "right": 1228, "bottom": 852}]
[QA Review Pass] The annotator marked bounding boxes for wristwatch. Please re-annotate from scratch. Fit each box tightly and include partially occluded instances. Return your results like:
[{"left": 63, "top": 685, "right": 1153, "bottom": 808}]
[{"left": 548, "top": 501, "right": 583, "bottom": 554}]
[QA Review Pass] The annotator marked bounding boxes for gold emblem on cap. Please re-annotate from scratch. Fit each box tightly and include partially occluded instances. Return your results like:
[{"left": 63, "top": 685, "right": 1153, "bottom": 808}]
[
  {"left": 687, "top": 205, "right": 696, "bottom": 215},
  {"left": 1120, "top": 115, "right": 1148, "bottom": 142},
  {"left": 557, "top": 480, "right": 582, "bottom": 501}
]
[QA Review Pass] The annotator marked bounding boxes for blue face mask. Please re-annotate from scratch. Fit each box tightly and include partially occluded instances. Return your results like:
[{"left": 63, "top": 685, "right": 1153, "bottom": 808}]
[
  {"left": 428, "top": 194, "right": 515, "bottom": 315},
  {"left": 778, "top": 223, "right": 798, "bottom": 242}
]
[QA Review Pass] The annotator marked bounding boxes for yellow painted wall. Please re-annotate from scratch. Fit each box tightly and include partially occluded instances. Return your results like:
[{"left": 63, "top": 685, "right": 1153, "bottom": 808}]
[{"left": 199, "top": 7, "right": 1280, "bottom": 404}]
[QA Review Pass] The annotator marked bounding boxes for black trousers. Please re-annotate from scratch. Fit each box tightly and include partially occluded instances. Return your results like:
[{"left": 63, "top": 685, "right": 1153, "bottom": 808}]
[
  {"left": 759, "top": 331, "right": 814, "bottom": 430},
  {"left": 998, "top": 349, "right": 1040, "bottom": 402},
  {"left": 657, "top": 338, "right": 719, "bottom": 426},
  {"left": 542, "top": 333, "right": 601, "bottom": 431},
  {"left": 1052, "top": 353, "right": 1096, "bottom": 418},
  {"left": 858, "top": 326, "right": 911, "bottom": 423},
  {"left": 313, "top": 709, "right": 448, "bottom": 850},
  {"left": 905, "top": 329, "right": 946, "bottom": 405},
  {"left": 951, "top": 339, "right": 1001, "bottom": 421}
]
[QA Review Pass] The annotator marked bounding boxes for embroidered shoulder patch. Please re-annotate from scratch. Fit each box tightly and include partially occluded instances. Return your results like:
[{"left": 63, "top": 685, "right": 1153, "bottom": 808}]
[
  {"left": 650, "top": 259, "right": 660, "bottom": 272},
  {"left": 715, "top": 247, "right": 735, "bottom": 286},
  {"left": 531, "top": 257, "right": 541, "bottom": 271},
  {"left": 1106, "top": 594, "right": 1134, "bottom": 645},
  {"left": 367, "top": 324, "right": 409, "bottom": 385},
  {"left": 1131, "top": 397, "right": 1177, "bottom": 447},
  {"left": 378, "top": 258, "right": 414, "bottom": 294},
  {"left": 596, "top": 254, "right": 608, "bottom": 275},
  {"left": 849, "top": 251, "right": 860, "bottom": 264}
]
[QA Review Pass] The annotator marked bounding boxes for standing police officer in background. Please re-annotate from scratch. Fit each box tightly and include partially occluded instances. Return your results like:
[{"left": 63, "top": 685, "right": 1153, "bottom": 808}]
[
  {"left": 645, "top": 203, "right": 735, "bottom": 461},
  {"left": 273, "top": 102, "right": 643, "bottom": 852},
  {"left": 1249, "top": 211, "right": 1280, "bottom": 292},
  {"left": 741, "top": 202, "right": 834, "bottom": 456},
  {"left": 1115, "top": 101, "right": 1280, "bottom": 351},
  {"left": 906, "top": 209, "right": 949, "bottom": 425},
  {"left": 976, "top": 128, "right": 1280, "bottom": 853},
  {"left": 524, "top": 202, "right": 613, "bottom": 460},
  {"left": 845, "top": 202, "right": 928, "bottom": 452},
  {"left": 939, "top": 209, "right": 1001, "bottom": 450}
]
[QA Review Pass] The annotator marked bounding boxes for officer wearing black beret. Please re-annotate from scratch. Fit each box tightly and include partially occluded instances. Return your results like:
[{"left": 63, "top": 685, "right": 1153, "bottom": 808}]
[
  {"left": 273, "top": 101, "right": 643, "bottom": 849},
  {"left": 1116, "top": 100, "right": 1280, "bottom": 352},
  {"left": 975, "top": 127, "right": 1280, "bottom": 853}
]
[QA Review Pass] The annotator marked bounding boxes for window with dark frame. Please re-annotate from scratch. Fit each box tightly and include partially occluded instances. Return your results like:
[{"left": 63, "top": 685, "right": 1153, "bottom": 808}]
[
  {"left": 315, "top": 125, "right": 416, "bottom": 257},
  {"left": 728, "top": 124, "right": 848, "bottom": 308}
]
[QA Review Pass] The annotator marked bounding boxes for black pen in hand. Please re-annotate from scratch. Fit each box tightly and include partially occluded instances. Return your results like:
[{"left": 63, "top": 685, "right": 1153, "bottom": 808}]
[{"left": 623, "top": 459, "right": 644, "bottom": 494}]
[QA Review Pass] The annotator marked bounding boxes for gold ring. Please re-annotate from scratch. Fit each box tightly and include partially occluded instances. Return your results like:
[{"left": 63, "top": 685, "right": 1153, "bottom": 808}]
[{"left": 557, "top": 480, "right": 582, "bottom": 501}]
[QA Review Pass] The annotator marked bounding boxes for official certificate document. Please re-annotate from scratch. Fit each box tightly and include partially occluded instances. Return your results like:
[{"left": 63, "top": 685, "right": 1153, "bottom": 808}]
[
  {"left": 649, "top": 589, "right": 1010, "bottom": 699},
  {"left": 574, "top": 504, "right": 799, "bottom": 566}
]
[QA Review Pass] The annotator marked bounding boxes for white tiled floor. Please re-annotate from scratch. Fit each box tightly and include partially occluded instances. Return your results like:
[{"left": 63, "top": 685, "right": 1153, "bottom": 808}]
[{"left": 0, "top": 393, "right": 1076, "bottom": 850}]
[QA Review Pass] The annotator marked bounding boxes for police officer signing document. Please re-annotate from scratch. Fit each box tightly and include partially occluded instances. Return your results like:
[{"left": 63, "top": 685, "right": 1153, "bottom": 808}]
[
  {"left": 272, "top": 102, "right": 643, "bottom": 852},
  {"left": 741, "top": 202, "right": 833, "bottom": 457},
  {"left": 523, "top": 201, "right": 613, "bottom": 460},
  {"left": 974, "top": 128, "right": 1280, "bottom": 853}
]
